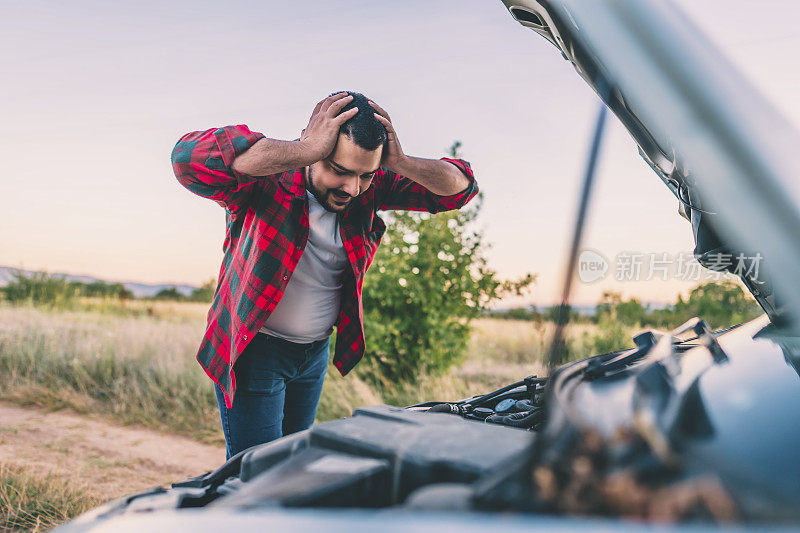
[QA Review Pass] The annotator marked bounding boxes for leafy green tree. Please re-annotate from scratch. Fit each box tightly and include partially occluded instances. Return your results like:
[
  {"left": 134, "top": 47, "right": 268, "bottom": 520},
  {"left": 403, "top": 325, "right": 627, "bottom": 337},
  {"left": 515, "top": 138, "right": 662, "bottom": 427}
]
[
  {"left": 485, "top": 305, "right": 542, "bottom": 322},
  {"left": 358, "top": 142, "right": 535, "bottom": 387},
  {"left": 672, "top": 280, "right": 761, "bottom": 329},
  {"left": 545, "top": 304, "right": 584, "bottom": 324},
  {"left": 189, "top": 278, "right": 217, "bottom": 302},
  {"left": 152, "top": 286, "right": 186, "bottom": 301},
  {"left": 585, "top": 313, "right": 635, "bottom": 355},
  {"left": 69, "top": 280, "right": 131, "bottom": 299},
  {"left": 595, "top": 291, "right": 648, "bottom": 326},
  {"left": 592, "top": 280, "right": 762, "bottom": 331},
  {"left": 3, "top": 270, "right": 80, "bottom": 307}
]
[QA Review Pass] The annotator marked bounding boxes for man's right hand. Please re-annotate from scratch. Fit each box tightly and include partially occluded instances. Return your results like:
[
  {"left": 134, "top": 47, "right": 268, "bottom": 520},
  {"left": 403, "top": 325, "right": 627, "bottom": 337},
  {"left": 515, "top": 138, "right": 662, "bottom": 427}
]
[
  {"left": 229, "top": 93, "right": 357, "bottom": 178},
  {"left": 298, "top": 93, "right": 358, "bottom": 162}
]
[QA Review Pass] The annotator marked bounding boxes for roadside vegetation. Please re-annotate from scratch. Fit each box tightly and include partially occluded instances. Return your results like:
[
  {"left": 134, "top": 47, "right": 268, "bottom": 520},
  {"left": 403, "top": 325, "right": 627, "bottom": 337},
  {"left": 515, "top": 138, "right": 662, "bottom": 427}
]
[
  {"left": 0, "top": 463, "right": 99, "bottom": 532},
  {"left": 0, "top": 302, "right": 595, "bottom": 444},
  {"left": 487, "top": 279, "right": 761, "bottom": 331},
  {"left": 0, "top": 269, "right": 216, "bottom": 310},
  {"left": 0, "top": 270, "right": 760, "bottom": 443}
]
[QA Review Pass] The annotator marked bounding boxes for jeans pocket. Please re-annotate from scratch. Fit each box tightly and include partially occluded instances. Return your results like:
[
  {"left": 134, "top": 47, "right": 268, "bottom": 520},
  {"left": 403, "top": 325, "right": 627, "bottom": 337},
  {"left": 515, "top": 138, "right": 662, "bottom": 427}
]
[
  {"left": 242, "top": 375, "right": 285, "bottom": 395},
  {"left": 239, "top": 358, "right": 286, "bottom": 394}
]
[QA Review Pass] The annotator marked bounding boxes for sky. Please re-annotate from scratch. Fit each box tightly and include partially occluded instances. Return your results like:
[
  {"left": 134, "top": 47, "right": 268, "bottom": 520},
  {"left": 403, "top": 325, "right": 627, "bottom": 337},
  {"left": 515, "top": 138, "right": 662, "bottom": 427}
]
[{"left": 2, "top": 0, "right": 799, "bottom": 306}]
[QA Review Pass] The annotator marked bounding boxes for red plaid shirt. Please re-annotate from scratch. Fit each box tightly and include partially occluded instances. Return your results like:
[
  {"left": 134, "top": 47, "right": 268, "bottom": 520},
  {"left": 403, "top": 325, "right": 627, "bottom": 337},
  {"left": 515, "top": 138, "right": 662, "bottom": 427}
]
[{"left": 171, "top": 125, "right": 478, "bottom": 408}]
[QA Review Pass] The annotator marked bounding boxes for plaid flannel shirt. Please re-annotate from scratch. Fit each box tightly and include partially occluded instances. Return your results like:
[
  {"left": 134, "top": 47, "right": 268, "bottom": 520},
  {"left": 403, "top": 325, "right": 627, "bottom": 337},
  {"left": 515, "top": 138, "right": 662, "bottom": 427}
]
[{"left": 171, "top": 124, "right": 478, "bottom": 408}]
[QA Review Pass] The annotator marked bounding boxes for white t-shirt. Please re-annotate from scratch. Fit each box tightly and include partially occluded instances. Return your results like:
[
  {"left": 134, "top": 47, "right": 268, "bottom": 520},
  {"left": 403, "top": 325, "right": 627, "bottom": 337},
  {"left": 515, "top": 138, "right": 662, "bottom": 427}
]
[{"left": 259, "top": 190, "right": 349, "bottom": 342}]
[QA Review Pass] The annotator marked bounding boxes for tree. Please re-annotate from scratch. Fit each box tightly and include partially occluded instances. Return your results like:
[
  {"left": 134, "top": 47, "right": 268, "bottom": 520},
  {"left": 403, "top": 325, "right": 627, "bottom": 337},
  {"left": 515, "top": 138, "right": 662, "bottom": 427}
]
[
  {"left": 545, "top": 304, "right": 582, "bottom": 324},
  {"left": 358, "top": 142, "right": 535, "bottom": 387},
  {"left": 3, "top": 270, "right": 79, "bottom": 307},
  {"left": 595, "top": 291, "right": 648, "bottom": 326},
  {"left": 591, "top": 280, "right": 762, "bottom": 331},
  {"left": 152, "top": 286, "right": 186, "bottom": 301},
  {"left": 190, "top": 278, "right": 217, "bottom": 302},
  {"left": 485, "top": 305, "right": 542, "bottom": 322},
  {"left": 673, "top": 280, "right": 761, "bottom": 329},
  {"left": 69, "top": 280, "right": 131, "bottom": 299}
]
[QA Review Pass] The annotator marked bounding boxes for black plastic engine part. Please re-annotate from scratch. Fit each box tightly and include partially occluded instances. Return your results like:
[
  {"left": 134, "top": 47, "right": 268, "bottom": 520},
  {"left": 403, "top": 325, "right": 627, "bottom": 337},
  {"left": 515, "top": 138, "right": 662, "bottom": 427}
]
[
  {"left": 213, "top": 448, "right": 391, "bottom": 508},
  {"left": 226, "top": 405, "right": 535, "bottom": 506}
]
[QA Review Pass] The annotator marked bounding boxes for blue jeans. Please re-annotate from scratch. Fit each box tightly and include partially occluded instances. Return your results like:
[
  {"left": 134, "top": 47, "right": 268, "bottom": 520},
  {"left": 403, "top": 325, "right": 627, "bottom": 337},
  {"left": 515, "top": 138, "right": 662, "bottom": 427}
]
[{"left": 214, "top": 332, "right": 330, "bottom": 460}]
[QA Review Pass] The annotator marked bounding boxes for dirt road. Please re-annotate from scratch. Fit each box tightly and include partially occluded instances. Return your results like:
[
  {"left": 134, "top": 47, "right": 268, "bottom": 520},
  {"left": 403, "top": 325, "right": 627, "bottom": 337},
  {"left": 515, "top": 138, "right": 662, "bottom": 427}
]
[{"left": 0, "top": 402, "right": 225, "bottom": 501}]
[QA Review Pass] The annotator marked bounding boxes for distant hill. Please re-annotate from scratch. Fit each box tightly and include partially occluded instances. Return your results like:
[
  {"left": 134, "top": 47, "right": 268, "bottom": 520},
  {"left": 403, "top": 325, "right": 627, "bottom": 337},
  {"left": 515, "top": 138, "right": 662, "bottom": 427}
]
[{"left": 0, "top": 266, "right": 199, "bottom": 299}]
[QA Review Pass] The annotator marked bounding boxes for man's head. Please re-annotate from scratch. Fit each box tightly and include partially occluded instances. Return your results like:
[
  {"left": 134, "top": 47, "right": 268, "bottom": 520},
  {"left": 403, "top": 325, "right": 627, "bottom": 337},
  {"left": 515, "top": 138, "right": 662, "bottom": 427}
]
[{"left": 307, "top": 91, "right": 387, "bottom": 213}]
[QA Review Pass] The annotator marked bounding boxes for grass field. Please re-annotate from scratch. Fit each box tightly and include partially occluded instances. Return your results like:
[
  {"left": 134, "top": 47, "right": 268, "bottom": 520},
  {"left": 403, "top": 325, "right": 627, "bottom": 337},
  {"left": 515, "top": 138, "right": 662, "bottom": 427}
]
[
  {"left": 0, "top": 301, "right": 623, "bottom": 444},
  {"left": 0, "top": 463, "right": 99, "bottom": 532}
]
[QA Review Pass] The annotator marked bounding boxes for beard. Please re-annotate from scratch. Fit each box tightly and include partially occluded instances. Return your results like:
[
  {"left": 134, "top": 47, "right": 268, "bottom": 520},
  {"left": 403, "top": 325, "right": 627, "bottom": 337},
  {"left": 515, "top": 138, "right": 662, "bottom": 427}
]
[{"left": 306, "top": 166, "right": 352, "bottom": 213}]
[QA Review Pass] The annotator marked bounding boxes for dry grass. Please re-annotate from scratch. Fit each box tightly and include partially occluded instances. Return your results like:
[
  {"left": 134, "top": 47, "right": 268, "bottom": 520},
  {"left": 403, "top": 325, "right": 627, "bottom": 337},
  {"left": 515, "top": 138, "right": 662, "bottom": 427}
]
[
  {"left": 378, "top": 319, "right": 606, "bottom": 407},
  {"left": 468, "top": 318, "right": 599, "bottom": 364},
  {"left": 0, "top": 302, "right": 383, "bottom": 442},
  {"left": 0, "top": 302, "right": 221, "bottom": 443},
  {"left": 0, "top": 463, "right": 99, "bottom": 532},
  {"left": 0, "top": 302, "right": 619, "bottom": 440},
  {"left": 72, "top": 297, "right": 211, "bottom": 322}
]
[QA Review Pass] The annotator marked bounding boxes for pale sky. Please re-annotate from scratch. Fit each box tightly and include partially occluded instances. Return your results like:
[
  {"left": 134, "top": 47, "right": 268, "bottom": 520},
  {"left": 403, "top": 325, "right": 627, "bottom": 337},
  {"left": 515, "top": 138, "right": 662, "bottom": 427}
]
[{"left": 2, "top": 1, "right": 799, "bottom": 306}]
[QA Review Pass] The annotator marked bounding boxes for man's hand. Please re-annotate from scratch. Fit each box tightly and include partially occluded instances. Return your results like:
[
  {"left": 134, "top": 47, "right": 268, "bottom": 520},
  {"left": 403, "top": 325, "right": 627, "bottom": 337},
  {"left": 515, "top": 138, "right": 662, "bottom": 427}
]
[
  {"left": 298, "top": 92, "right": 359, "bottom": 162},
  {"left": 230, "top": 93, "right": 357, "bottom": 177},
  {"left": 369, "top": 99, "right": 470, "bottom": 196},
  {"left": 369, "top": 99, "right": 408, "bottom": 173}
]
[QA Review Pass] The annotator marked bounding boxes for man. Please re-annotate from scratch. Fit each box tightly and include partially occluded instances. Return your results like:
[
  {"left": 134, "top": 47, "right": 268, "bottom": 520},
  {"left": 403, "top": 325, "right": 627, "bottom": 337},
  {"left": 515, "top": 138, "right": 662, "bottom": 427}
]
[{"left": 171, "top": 92, "right": 478, "bottom": 459}]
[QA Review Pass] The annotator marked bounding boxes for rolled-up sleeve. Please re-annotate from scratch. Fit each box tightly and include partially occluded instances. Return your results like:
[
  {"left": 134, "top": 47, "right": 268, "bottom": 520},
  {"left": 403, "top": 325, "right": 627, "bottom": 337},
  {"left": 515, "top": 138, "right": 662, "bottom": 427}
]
[
  {"left": 171, "top": 124, "right": 266, "bottom": 212},
  {"left": 375, "top": 157, "right": 479, "bottom": 213}
]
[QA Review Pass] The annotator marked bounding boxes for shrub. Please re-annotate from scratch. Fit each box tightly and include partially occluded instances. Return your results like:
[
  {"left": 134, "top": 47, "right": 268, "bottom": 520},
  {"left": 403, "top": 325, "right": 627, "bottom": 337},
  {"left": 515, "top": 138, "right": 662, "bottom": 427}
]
[
  {"left": 189, "top": 278, "right": 217, "bottom": 302},
  {"left": 2, "top": 270, "right": 80, "bottom": 308},
  {"left": 152, "top": 286, "right": 186, "bottom": 301},
  {"left": 594, "top": 280, "right": 762, "bottom": 331}
]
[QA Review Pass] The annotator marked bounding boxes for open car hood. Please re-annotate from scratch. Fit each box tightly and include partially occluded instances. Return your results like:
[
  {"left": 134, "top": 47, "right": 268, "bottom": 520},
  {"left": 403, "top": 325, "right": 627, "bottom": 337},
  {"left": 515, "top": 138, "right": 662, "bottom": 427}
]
[{"left": 502, "top": 0, "right": 800, "bottom": 326}]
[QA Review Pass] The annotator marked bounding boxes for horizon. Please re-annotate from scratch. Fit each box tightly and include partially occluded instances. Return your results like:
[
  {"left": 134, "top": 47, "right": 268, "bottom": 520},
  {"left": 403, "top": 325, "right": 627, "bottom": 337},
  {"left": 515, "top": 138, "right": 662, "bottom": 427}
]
[{"left": 0, "top": 263, "right": 730, "bottom": 308}]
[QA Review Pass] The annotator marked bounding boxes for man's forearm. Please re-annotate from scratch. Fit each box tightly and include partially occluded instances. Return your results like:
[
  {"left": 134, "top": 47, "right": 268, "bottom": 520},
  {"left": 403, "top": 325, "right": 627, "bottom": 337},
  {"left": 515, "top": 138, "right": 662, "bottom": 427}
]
[
  {"left": 231, "top": 138, "right": 317, "bottom": 177},
  {"left": 393, "top": 156, "right": 471, "bottom": 196}
]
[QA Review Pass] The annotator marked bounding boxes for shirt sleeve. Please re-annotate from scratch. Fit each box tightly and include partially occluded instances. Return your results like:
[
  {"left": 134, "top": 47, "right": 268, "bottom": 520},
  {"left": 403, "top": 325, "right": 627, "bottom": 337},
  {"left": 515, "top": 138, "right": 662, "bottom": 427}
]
[
  {"left": 373, "top": 157, "right": 479, "bottom": 213},
  {"left": 171, "top": 124, "right": 266, "bottom": 213}
]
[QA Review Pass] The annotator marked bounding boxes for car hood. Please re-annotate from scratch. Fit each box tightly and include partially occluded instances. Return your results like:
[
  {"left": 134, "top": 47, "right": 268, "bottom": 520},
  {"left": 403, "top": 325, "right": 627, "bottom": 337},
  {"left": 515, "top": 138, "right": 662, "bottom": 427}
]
[{"left": 501, "top": 0, "right": 800, "bottom": 326}]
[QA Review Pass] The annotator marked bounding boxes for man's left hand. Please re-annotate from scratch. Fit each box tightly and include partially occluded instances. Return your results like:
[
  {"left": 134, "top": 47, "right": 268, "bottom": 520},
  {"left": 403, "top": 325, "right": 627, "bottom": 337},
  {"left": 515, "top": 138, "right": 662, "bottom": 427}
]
[{"left": 369, "top": 100, "right": 407, "bottom": 173}]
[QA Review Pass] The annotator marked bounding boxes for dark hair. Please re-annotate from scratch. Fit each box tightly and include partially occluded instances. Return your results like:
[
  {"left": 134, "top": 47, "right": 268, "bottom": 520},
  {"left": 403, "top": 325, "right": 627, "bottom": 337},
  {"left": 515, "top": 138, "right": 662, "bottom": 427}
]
[{"left": 329, "top": 91, "right": 387, "bottom": 151}]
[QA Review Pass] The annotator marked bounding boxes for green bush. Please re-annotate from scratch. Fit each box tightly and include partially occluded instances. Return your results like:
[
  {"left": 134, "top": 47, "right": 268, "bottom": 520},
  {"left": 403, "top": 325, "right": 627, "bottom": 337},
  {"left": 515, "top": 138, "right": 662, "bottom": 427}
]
[
  {"left": 2, "top": 270, "right": 136, "bottom": 307},
  {"left": 152, "top": 286, "right": 186, "bottom": 301},
  {"left": 69, "top": 280, "right": 132, "bottom": 299},
  {"left": 584, "top": 314, "right": 636, "bottom": 355},
  {"left": 670, "top": 280, "right": 762, "bottom": 329},
  {"left": 484, "top": 306, "right": 543, "bottom": 321},
  {"left": 189, "top": 278, "right": 217, "bottom": 302},
  {"left": 3, "top": 270, "right": 80, "bottom": 308},
  {"left": 595, "top": 293, "right": 648, "bottom": 325},
  {"left": 595, "top": 280, "right": 762, "bottom": 331}
]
